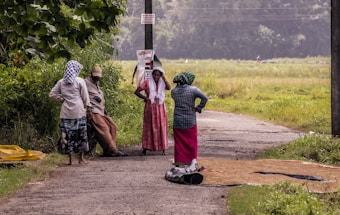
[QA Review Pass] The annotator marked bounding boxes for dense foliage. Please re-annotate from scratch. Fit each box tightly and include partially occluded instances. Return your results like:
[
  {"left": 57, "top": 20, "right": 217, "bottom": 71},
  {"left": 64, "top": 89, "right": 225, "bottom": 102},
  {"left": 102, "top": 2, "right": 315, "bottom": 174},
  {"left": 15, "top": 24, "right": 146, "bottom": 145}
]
[
  {"left": 118, "top": 0, "right": 330, "bottom": 60},
  {"left": 0, "top": 0, "right": 129, "bottom": 151},
  {"left": 0, "top": 0, "right": 127, "bottom": 66},
  {"left": 0, "top": 39, "right": 123, "bottom": 152}
]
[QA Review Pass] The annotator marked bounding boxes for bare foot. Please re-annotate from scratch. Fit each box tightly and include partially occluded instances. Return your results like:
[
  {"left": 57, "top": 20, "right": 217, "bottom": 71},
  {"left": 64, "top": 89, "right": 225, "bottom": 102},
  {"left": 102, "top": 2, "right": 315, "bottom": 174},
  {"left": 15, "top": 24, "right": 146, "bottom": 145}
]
[{"left": 79, "top": 159, "right": 89, "bottom": 164}]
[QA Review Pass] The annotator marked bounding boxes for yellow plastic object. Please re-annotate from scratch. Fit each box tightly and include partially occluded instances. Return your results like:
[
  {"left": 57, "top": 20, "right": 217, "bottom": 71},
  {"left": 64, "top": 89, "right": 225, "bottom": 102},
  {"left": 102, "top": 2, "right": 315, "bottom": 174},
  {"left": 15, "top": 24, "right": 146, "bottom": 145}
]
[{"left": 0, "top": 145, "right": 46, "bottom": 161}]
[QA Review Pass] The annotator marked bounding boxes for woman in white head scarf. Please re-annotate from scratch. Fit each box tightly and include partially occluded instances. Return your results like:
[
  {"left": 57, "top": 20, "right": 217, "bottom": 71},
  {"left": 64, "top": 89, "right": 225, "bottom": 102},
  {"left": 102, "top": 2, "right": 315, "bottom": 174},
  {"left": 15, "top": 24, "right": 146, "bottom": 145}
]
[{"left": 134, "top": 67, "right": 171, "bottom": 155}]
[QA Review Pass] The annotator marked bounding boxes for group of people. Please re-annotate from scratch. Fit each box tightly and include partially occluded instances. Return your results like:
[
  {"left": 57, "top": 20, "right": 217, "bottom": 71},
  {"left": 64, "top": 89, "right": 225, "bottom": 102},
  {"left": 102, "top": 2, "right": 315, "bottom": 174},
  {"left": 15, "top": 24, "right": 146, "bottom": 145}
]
[
  {"left": 134, "top": 66, "right": 208, "bottom": 167},
  {"left": 49, "top": 59, "right": 208, "bottom": 168},
  {"left": 49, "top": 60, "right": 126, "bottom": 165}
]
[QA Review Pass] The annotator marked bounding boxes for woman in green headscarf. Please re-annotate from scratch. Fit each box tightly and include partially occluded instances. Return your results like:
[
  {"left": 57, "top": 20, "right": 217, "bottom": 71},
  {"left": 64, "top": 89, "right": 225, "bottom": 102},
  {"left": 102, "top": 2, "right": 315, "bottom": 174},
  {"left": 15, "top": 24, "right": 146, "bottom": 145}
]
[{"left": 171, "top": 71, "right": 208, "bottom": 166}]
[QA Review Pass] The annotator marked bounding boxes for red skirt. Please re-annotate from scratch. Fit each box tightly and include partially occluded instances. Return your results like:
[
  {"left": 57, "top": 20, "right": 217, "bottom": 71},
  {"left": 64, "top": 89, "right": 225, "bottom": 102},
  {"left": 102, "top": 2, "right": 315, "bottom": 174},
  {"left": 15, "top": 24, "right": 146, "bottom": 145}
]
[{"left": 173, "top": 125, "right": 198, "bottom": 165}]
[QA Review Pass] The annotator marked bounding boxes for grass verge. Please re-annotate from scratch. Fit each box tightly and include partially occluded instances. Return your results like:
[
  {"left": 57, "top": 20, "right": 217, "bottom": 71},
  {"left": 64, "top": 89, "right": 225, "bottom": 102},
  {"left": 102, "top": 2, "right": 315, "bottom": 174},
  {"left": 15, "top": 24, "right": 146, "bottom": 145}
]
[
  {"left": 0, "top": 153, "right": 66, "bottom": 201},
  {"left": 227, "top": 134, "right": 340, "bottom": 214}
]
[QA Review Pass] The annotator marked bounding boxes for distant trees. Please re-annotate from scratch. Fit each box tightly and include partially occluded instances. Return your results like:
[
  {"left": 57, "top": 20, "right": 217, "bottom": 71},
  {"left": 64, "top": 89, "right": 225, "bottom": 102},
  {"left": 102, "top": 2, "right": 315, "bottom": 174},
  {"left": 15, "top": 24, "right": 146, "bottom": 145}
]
[
  {"left": 118, "top": 0, "right": 330, "bottom": 60},
  {"left": 0, "top": 0, "right": 127, "bottom": 66}
]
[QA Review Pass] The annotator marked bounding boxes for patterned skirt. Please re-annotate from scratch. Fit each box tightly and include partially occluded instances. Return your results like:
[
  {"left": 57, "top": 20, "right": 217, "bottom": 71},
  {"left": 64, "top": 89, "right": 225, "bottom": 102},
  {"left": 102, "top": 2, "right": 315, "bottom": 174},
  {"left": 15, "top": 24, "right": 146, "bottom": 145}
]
[
  {"left": 142, "top": 101, "right": 169, "bottom": 151},
  {"left": 59, "top": 117, "right": 89, "bottom": 154}
]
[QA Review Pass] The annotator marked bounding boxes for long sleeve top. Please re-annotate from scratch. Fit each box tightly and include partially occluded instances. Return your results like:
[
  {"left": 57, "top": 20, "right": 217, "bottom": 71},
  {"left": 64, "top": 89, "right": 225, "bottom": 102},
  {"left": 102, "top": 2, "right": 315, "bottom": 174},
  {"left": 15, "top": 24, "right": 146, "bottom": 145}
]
[
  {"left": 171, "top": 84, "right": 208, "bottom": 129},
  {"left": 84, "top": 77, "right": 106, "bottom": 116},
  {"left": 49, "top": 77, "right": 90, "bottom": 119}
]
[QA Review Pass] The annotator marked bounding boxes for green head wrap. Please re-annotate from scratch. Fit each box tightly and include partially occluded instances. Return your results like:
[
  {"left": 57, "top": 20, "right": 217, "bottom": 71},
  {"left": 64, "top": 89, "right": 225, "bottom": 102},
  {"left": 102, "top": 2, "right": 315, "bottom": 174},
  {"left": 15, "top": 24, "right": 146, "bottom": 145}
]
[{"left": 173, "top": 71, "right": 195, "bottom": 85}]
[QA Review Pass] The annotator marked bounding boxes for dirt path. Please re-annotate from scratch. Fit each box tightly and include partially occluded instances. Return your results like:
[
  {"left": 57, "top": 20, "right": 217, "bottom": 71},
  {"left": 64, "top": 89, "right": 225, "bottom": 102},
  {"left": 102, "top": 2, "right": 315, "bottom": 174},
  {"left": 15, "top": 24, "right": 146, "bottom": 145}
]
[{"left": 0, "top": 111, "right": 302, "bottom": 215}]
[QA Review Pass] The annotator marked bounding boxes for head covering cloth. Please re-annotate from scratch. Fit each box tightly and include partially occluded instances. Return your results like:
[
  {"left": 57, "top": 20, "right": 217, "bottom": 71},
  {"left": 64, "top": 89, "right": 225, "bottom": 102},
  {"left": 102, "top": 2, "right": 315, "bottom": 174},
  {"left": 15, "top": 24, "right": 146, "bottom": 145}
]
[
  {"left": 149, "top": 67, "right": 166, "bottom": 104},
  {"left": 173, "top": 71, "right": 195, "bottom": 85},
  {"left": 63, "top": 60, "right": 83, "bottom": 84},
  {"left": 152, "top": 67, "right": 165, "bottom": 75}
]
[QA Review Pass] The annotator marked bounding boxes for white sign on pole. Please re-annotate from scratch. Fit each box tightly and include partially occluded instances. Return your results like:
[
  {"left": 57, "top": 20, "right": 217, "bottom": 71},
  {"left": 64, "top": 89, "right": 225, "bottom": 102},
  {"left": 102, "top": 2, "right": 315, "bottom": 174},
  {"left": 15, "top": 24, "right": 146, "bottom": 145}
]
[
  {"left": 144, "top": 69, "right": 153, "bottom": 80},
  {"left": 141, "top": 13, "right": 155, "bottom": 24},
  {"left": 136, "top": 50, "right": 155, "bottom": 80},
  {"left": 136, "top": 49, "right": 154, "bottom": 68}
]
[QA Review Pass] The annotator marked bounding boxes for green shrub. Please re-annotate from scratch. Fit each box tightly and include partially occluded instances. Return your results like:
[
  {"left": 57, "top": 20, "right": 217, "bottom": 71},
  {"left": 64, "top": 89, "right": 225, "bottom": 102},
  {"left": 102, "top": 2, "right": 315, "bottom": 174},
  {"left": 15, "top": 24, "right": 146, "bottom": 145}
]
[{"left": 0, "top": 58, "right": 63, "bottom": 151}]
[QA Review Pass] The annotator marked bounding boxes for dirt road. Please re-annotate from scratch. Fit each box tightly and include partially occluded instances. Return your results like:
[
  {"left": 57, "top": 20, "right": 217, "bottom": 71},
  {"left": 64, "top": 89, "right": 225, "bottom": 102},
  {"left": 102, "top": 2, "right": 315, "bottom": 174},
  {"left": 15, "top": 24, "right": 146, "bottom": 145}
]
[{"left": 0, "top": 110, "right": 302, "bottom": 215}]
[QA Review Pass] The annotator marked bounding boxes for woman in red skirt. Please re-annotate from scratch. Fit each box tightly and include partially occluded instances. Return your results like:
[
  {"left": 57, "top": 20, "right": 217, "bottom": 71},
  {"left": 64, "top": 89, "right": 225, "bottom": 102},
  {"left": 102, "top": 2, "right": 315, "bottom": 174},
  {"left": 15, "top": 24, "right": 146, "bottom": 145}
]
[{"left": 171, "top": 71, "right": 208, "bottom": 166}]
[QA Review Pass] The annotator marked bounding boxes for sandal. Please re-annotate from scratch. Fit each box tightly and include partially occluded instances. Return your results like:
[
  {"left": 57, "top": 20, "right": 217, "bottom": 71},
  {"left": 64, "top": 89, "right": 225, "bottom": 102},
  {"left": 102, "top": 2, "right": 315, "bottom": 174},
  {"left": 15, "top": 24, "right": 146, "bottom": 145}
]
[{"left": 140, "top": 149, "right": 147, "bottom": 156}]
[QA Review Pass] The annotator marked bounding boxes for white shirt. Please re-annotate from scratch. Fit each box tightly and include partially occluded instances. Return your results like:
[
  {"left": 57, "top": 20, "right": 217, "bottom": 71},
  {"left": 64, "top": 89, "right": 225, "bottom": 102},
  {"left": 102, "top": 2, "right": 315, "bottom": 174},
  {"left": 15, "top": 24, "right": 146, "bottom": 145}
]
[{"left": 49, "top": 77, "right": 90, "bottom": 119}]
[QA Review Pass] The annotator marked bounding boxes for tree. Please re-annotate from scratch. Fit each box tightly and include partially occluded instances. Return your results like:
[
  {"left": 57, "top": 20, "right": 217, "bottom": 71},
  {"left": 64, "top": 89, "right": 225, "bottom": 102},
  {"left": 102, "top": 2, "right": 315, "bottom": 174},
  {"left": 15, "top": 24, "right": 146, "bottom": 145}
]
[
  {"left": 0, "top": 0, "right": 127, "bottom": 66},
  {"left": 118, "top": 0, "right": 330, "bottom": 60}
]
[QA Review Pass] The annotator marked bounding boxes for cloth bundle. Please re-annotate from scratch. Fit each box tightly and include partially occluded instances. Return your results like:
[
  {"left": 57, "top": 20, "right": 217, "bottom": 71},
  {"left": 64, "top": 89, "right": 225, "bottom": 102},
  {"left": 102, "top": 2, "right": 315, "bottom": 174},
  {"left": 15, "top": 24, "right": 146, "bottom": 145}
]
[{"left": 164, "top": 159, "right": 204, "bottom": 185}]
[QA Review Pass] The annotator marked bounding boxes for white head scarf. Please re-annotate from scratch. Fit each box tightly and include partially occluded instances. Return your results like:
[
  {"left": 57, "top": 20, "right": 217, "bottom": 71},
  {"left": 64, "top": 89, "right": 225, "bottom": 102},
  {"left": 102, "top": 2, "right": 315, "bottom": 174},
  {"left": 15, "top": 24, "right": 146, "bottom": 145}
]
[
  {"left": 63, "top": 60, "right": 83, "bottom": 84},
  {"left": 149, "top": 67, "right": 166, "bottom": 104}
]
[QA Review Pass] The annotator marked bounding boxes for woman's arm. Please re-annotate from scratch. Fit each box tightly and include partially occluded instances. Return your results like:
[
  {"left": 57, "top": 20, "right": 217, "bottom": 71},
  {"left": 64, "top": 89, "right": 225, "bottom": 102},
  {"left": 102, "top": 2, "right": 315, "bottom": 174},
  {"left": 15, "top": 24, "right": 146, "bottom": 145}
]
[
  {"left": 134, "top": 87, "right": 148, "bottom": 102},
  {"left": 194, "top": 88, "right": 208, "bottom": 113},
  {"left": 162, "top": 75, "right": 171, "bottom": 90},
  {"left": 49, "top": 80, "right": 64, "bottom": 103},
  {"left": 131, "top": 65, "right": 137, "bottom": 84}
]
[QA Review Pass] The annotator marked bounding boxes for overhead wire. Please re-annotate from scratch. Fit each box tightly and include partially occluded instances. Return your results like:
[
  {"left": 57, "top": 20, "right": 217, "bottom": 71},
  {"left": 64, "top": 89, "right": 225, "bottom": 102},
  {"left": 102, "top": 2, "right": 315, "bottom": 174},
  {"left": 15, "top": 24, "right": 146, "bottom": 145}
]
[
  {"left": 124, "top": 14, "right": 329, "bottom": 23},
  {"left": 124, "top": 4, "right": 330, "bottom": 23},
  {"left": 164, "top": 6, "right": 331, "bottom": 10}
]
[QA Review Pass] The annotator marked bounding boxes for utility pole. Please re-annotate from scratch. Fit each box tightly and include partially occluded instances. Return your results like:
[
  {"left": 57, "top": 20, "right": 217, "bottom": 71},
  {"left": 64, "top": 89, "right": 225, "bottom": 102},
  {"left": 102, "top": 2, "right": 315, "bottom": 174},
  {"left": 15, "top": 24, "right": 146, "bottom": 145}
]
[
  {"left": 331, "top": 0, "right": 340, "bottom": 136},
  {"left": 145, "top": 0, "right": 153, "bottom": 50},
  {"left": 144, "top": 0, "right": 162, "bottom": 67},
  {"left": 135, "top": 0, "right": 160, "bottom": 82}
]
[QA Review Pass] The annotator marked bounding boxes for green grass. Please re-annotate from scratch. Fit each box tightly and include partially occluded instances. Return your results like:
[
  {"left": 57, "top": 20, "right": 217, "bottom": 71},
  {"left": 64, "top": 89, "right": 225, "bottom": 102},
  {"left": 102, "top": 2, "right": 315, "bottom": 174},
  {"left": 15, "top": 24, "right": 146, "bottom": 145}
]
[
  {"left": 228, "top": 185, "right": 270, "bottom": 214},
  {"left": 257, "top": 134, "right": 340, "bottom": 165},
  {"left": 228, "top": 181, "right": 340, "bottom": 215},
  {"left": 0, "top": 164, "right": 32, "bottom": 198},
  {"left": 251, "top": 182, "right": 332, "bottom": 215},
  {"left": 0, "top": 153, "right": 66, "bottom": 201}
]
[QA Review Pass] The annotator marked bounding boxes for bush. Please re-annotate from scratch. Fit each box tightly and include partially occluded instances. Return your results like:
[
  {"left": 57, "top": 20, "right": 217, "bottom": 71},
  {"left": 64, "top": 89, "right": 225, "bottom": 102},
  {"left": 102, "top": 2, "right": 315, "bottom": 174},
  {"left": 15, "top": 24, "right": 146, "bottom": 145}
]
[{"left": 0, "top": 59, "right": 63, "bottom": 151}]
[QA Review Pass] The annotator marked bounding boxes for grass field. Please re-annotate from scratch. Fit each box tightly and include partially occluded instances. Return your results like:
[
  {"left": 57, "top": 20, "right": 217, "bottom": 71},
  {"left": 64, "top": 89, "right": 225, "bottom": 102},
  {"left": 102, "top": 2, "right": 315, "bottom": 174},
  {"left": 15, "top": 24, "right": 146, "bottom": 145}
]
[{"left": 119, "top": 57, "right": 331, "bottom": 134}]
